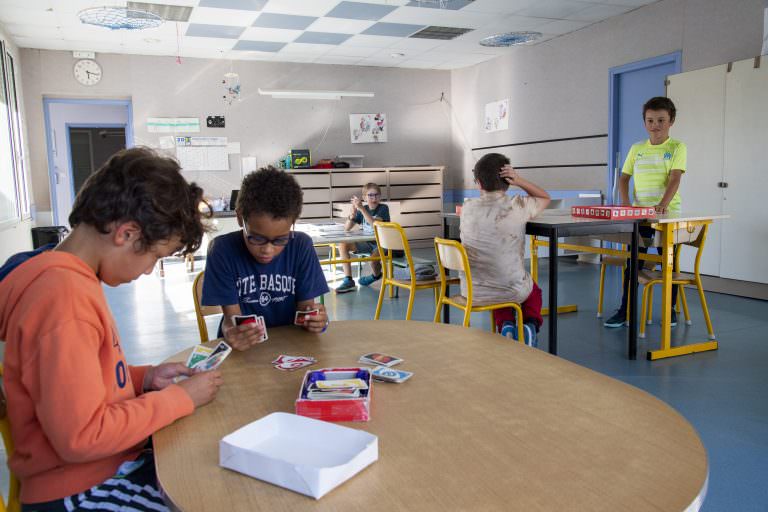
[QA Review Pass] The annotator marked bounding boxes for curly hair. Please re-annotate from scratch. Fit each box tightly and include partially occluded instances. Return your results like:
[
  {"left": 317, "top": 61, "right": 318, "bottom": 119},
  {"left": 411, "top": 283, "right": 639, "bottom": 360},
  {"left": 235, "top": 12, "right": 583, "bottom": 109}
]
[
  {"left": 237, "top": 166, "right": 303, "bottom": 221},
  {"left": 472, "top": 153, "right": 511, "bottom": 192},
  {"left": 643, "top": 96, "right": 677, "bottom": 122},
  {"left": 69, "top": 147, "right": 208, "bottom": 255}
]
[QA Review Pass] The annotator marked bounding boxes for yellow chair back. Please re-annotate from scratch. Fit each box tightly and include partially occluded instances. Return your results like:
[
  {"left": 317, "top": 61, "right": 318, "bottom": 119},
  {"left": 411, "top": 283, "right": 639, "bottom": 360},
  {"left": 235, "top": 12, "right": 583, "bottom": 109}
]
[
  {"left": 0, "top": 364, "right": 21, "bottom": 512},
  {"left": 192, "top": 272, "right": 222, "bottom": 343}
]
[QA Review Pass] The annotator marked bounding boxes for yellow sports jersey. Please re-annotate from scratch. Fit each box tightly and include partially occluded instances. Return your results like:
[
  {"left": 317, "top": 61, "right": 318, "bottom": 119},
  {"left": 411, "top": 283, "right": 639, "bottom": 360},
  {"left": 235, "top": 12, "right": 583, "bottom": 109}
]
[{"left": 621, "top": 138, "right": 686, "bottom": 213}]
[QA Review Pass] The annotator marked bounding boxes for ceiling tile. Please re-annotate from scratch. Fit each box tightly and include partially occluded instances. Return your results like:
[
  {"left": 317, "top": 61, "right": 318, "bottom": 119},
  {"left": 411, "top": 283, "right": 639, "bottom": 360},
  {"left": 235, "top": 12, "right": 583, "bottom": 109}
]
[
  {"left": 260, "top": 0, "right": 339, "bottom": 17},
  {"left": 240, "top": 27, "right": 302, "bottom": 42},
  {"left": 198, "top": 0, "right": 267, "bottom": 10},
  {"left": 388, "top": 37, "right": 445, "bottom": 50},
  {"left": 325, "top": 1, "right": 398, "bottom": 21},
  {"left": 307, "top": 17, "right": 375, "bottom": 34},
  {"left": 339, "top": 34, "right": 397, "bottom": 48},
  {"left": 362, "top": 22, "right": 425, "bottom": 37},
  {"left": 460, "top": 0, "right": 540, "bottom": 13},
  {"left": 405, "top": 0, "right": 473, "bottom": 10},
  {"left": 294, "top": 31, "right": 352, "bottom": 45},
  {"left": 315, "top": 55, "right": 363, "bottom": 65},
  {"left": 565, "top": 3, "right": 633, "bottom": 21},
  {"left": 380, "top": 6, "right": 496, "bottom": 28},
  {"left": 396, "top": 59, "right": 445, "bottom": 69},
  {"left": 188, "top": 7, "right": 260, "bottom": 26},
  {"left": 232, "top": 40, "right": 286, "bottom": 52},
  {"left": 325, "top": 45, "right": 381, "bottom": 57},
  {"left": 513, "top": 0, "right": 592, "bottom": 19},
  {"left": 252, "top": 13, "right": 317, "bottom": 30},
  {"left": 536, "top": 18, "right": 593, "bottom": 34},
  {"left": 185, "top": 24, "right": 245, "bottom": 38},
  {"left": 279, "top": 42, "right": 333, "bottom": 55}
]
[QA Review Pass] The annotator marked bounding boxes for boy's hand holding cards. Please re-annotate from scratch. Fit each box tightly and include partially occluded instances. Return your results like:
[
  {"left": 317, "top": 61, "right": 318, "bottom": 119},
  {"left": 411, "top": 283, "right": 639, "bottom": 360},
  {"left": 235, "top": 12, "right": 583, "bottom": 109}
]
[
  {"left": 294, "top": 309, "right": 319, "bottom": 326},
  {"left": 233, "top": 314, "right": 268, "bottom": 343},
  {"left": 178, "top": 341, "right": 232, "bottom": 381}
]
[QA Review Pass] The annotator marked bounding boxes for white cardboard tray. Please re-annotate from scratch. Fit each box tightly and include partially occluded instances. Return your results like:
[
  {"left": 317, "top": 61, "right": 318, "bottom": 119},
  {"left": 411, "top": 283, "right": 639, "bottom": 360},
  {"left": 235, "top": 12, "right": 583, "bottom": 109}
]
[{"left": 219, "top": 412, "right": 378, "bottom": 499}]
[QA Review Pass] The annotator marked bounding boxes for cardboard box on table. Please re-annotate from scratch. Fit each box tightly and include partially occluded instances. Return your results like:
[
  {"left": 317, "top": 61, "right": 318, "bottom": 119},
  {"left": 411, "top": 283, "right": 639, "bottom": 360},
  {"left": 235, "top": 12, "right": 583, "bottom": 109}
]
[{"left": 219, "top": 412, "right": 378, "bottom": 499}]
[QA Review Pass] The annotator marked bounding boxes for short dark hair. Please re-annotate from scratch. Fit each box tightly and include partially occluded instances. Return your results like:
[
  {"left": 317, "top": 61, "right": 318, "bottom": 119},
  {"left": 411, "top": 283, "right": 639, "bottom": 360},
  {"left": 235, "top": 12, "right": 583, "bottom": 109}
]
[
  {"left": 643, "top": 96, "right": 677, "bottom": 121},
  {"left": 69, "top": 147, "right": 207, "bottom": 255},
  {"left": 237, "top": 166, "right": 303, "bottom": 221},
  {"left": 362, "top": 182, "right": 381, "bottom": 195},
  {"left": 472, "top": 153, "right": 510, "bottom": 192}
]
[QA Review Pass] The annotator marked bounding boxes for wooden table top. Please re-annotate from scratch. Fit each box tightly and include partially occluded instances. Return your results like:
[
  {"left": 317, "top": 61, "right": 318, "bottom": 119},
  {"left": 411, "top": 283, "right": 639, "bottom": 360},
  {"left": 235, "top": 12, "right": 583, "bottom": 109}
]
[{"left": 154, "top": 320, "right": 707, "bottom": 512}]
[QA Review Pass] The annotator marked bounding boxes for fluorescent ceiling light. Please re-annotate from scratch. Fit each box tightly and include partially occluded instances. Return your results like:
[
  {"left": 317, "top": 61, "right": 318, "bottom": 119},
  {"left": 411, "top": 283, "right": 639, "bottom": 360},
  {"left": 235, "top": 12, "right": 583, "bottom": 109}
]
[{"left": 258, "top": 88, "right": 374, "bottom": 100}]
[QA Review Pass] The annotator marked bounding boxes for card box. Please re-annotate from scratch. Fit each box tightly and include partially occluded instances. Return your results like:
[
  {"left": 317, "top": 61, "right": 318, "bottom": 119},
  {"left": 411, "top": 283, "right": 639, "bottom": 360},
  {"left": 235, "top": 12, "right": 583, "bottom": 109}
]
[
  {"left": 220, "top": 412, "right": 378, "bottom": 499},
  {"left": 571, "top": 205, "right": 656, "bottom": 220},
  {"left": 296, "top": 368, "right": 372, "bottom": 422}
]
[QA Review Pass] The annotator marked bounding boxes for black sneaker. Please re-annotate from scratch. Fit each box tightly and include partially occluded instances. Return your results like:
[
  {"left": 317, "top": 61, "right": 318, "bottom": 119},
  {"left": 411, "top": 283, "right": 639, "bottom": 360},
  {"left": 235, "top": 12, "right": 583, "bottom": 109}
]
[
  {"left": 603, "top": 310, "right": 627, "bottom": 328},
  {"left": 335, "top": 277, "right": 356, "bottom": 294}
]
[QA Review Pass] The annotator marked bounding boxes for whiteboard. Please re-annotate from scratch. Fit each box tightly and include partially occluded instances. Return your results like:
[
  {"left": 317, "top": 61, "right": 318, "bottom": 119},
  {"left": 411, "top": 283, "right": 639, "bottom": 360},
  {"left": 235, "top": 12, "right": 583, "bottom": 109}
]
[{"left": 176, "top": 146, "right": 229, "bottom": 171}]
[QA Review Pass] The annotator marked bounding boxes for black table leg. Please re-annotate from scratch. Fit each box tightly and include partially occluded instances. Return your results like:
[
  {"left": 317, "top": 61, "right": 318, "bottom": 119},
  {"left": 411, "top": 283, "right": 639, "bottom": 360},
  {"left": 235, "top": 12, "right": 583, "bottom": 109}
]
[
  {"left": 628, "top": 221, "right": 639, "bottom": 360},
  {"left": 442, "top": 216, "right": 451, "bottom": 324},
  {"left": 548, "top": 229, "right": 558, "bottom": 355}
]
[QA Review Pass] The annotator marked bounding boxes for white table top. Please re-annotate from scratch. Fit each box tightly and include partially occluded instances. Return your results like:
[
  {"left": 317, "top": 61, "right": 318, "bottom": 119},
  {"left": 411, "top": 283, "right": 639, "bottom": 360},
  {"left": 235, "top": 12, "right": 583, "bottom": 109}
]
[
  {"left": 443, "top": 210, "right": 729, "bottom": 224},
  {"left": 296, "top": 222, "right": 376, "bottom": 245}
]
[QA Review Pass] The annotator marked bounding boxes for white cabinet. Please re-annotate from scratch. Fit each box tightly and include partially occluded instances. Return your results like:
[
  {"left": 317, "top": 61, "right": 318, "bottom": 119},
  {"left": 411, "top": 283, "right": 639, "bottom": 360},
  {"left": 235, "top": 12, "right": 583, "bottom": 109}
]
[{"left": 667, "top": 57, "right": 768, "bottom": 284}]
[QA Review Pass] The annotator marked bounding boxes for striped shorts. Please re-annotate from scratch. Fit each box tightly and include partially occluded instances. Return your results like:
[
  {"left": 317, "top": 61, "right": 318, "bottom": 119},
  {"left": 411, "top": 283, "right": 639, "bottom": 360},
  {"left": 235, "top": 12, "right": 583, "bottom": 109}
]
[{"left": 22, "top": 451, "right": 169, "bottom": 512}]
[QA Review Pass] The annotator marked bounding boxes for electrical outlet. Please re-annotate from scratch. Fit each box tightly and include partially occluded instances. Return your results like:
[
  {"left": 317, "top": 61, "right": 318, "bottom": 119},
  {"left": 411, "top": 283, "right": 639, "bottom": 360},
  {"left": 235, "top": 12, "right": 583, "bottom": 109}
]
[{"left": 207, "top": 115, "right": 225, "bottom": 128}]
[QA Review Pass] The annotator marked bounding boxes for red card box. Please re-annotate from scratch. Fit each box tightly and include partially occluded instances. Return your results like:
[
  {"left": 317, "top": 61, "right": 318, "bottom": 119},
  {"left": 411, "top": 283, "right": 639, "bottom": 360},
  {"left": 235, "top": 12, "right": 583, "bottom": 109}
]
[
  {"left": 295, "top": 367, "right": 372, "bottom": 422},
  {"left": 571, "top": 206, "right": 656, "bottom": 220}
]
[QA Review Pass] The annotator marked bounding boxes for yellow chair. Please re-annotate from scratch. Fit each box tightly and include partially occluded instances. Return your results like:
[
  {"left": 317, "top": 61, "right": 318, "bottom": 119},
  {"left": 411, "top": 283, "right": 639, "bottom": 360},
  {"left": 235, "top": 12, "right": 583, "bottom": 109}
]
[
  {"left": 373, "top": 222, "right": 448, "bottom": 320},
  {"left": 0, "top": 364, "right": 21, "bottom": 512},
  {"left": 433, "top": 238, "right": 525, "bottom": 342},
  {"left": 638, "top": 224, "right": 714, "bottom": 339},
  {"left": 192, "top": 272, "right": 222, "bottom": 343}
]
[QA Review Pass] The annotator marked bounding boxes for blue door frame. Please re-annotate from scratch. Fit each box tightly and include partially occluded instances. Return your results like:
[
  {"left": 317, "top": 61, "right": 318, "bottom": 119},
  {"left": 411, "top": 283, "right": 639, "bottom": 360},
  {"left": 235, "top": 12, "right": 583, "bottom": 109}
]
[
  {"left": 43, "top": 98, "right": 134, "bottom": 225},
  {"left": 607, "top": 51, "right": 681, "bottom": 199}
]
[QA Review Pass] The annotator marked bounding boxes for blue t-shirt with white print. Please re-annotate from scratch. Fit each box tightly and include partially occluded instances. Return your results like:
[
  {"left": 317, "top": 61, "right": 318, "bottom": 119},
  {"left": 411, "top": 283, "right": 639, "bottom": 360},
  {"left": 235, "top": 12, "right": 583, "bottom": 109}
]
[
  {"left": 353, "top": 203, "right": 390, "bottom": 234},
  {"left": 201, "top": 230, "right": 329, "bottom": 336}
]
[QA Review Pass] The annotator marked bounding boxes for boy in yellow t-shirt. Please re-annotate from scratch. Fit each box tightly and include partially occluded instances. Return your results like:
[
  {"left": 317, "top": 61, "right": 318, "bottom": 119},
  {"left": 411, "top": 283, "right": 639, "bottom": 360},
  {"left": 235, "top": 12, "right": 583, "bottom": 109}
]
[{"left": 604, "top": 96, "right": 686, "bottom": 328}]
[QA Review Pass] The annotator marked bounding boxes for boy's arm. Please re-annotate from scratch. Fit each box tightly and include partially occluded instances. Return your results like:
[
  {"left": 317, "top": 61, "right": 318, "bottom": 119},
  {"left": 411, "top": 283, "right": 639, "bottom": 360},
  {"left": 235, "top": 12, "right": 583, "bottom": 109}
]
[
  {"left": 656, "top": 169, "right": 683, "bottom": 213},
  {"left": 500, "top": 166, "right": 550, "bottom": 215},
  {"left": 619, "top": 173, "right": 632, "bottom": 206},
  {"left": 34, "top": 321, "right": 195, "bottom": 463}
]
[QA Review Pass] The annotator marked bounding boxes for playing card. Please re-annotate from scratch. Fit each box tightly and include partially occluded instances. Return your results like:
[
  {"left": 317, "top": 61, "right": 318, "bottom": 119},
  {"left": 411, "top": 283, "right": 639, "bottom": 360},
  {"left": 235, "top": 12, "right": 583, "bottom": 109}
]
[
  {"left": 358, "top": 352, "right": 403, "bottom": 367},
  {"left": 192, "top": 341, "right": 232, "bottom": 371},
  {"left": 315, "top": 378, "right": 368, "bottom": 390},
  {"left": 256, "top": 316, "right": 268, "bottom": 342},
  {"left": 272, "top": 354, "right": 316, "bottom": 365},
  {"left": 274, "top": 359, "right": 316, "bottom": 371},
  {"left": 233, "top": 314, "right": 257, "bottom": 326},
  {"left": 371, "top": 365, "right": 413, "bottom": 383},
  {"left": 185, "top": 345, "right": 214, "bottom": 368},
  {"left": 294, "top": 309, "right": 319, "bottom": 326}
]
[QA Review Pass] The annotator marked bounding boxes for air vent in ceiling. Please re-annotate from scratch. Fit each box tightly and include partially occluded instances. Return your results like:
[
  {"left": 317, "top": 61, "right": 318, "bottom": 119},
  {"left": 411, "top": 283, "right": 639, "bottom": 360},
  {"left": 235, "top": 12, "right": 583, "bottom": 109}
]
[
  {"left": 410, "top": 25, "right": 473, "bottom": 40},
  {"left": 127, "top": 2, "right": 192, "bottom": 22}
]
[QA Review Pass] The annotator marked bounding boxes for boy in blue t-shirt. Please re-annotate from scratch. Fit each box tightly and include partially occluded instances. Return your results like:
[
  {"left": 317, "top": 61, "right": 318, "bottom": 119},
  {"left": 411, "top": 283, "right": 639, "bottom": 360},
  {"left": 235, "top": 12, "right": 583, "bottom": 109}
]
[
  {"left": 335, "top": 182, "right": 390, "bottom": 293},
  {"left": 202, "top": 167, "right": 330, "bottom": 350}
]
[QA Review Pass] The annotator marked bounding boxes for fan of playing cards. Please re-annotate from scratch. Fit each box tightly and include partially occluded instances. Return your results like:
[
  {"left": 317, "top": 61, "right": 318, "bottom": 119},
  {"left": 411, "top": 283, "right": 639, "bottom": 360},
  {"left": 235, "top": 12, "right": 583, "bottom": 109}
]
[
  {"left": 233, "top": 314, "right": 268, "bottom": 342},
  {"left": 185, "top": 341, "right": 232, "bottom": 372}
]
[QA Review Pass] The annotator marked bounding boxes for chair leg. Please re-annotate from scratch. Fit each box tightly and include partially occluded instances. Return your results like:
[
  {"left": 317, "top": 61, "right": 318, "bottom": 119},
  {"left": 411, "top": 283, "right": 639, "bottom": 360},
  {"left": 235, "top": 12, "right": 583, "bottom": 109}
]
[
  {"left": 462, "top": 307, "right": 471, "bottom": 327},
  {"left": 639, "top": 285, "right": 651, "bottom": 339},
  {"left": 679, "top": 285, "right": 691, "bottom": 325},
  {"left": 597, "top": 263, "right": 606, "bottom": 318},
  {"left": 433, "top": 296, "right": 443, "bottom": 323},
  {"left": 695, "top": 278, "right": 716, "bottom": 339},
  {"left": 405, "top": 286, "right": 416, "bottom": 320},
  {"left": 490, "top": 310, "right": 496, "bottom": 332},
  {"left": 515, "top": 305, "right": 524, "bottom": 344},
  {"left": 646, "top": 287, "right": 653, "bottom": 325},
  {"left": 374, "top": 282, "right": 387, "bottom": 320}
]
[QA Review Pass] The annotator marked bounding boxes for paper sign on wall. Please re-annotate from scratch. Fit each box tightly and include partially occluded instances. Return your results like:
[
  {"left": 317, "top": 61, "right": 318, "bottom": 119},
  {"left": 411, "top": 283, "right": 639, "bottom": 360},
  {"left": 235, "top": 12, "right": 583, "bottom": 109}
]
[
  {"left": 483, "top": 99, "right": 509, "bottom": 133},
  {"left": 147, "top": 117, "right": 201, "bottom": 133},
  {"left": 350, "top": 113, "right": 387, "bottom": 143}
]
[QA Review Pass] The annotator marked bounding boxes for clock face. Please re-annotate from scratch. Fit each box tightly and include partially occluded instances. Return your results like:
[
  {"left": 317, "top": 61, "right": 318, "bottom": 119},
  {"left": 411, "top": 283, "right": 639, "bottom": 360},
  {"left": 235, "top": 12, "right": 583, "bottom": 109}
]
[{"left": 73, "top": 59, "right": 102, "bottom": 86}]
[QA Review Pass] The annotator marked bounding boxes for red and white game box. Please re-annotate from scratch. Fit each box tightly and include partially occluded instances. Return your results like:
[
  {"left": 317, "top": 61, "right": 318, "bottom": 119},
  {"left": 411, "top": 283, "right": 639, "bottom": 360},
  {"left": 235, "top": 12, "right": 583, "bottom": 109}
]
[
  {"left": 295, "top": 368, "right": 372, "bottom": 422},
  {"left": 571, "top": 205, "right": 656, "bottom": 220}
]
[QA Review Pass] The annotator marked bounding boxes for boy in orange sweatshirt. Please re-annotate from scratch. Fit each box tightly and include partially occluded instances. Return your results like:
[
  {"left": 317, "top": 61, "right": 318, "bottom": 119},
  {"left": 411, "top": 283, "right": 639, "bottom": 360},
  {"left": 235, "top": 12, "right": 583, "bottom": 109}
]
[{"left": 0, "top": 148, "right": 223, "bottom": 511}]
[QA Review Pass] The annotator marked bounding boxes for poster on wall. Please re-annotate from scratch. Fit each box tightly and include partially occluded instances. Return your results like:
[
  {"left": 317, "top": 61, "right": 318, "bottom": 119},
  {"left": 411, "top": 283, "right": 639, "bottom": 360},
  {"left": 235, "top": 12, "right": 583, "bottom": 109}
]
[
  {"left": 350, "top": 113, "right": 387, "bottom": 143},
  {"left": 483, "top": 99, "right": 509, "bottom": 133}
]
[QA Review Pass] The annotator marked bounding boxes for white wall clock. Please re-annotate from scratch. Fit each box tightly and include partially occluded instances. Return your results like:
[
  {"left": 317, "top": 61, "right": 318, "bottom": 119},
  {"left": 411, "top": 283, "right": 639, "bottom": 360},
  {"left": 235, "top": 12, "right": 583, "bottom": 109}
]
[{"left": 73, "top": 59, "right": 102, "bottom": 86}]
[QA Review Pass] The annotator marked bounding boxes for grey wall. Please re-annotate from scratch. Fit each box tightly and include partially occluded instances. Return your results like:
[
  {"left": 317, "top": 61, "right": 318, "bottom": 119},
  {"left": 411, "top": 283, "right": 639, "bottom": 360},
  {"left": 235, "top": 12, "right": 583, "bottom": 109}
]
[
  {"left": 20, "top": 50, "right": 452, "bottom": 211},
  {"left": 448, "top": 0, "right": 764, "bottom": 192}
]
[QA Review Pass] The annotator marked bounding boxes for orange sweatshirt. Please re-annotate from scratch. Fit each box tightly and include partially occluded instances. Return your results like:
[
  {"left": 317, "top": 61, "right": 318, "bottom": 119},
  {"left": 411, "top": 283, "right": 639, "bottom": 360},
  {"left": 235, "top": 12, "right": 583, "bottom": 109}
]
[{"left": 0, "top": 252, "right": 194, "bottom": 503}]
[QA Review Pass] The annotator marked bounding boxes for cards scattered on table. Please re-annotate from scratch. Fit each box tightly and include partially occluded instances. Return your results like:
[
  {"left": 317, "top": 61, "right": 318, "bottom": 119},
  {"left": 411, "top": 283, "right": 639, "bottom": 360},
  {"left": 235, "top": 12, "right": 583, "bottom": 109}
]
[
  {"left": 371, "top": 366, "right": 413, "bottom": 384},
  {"left": 234, "top": 314, "right": 268, "bottom": 342},
  {"left": 294, "top": 309, "right": 319, "bottom": 326},
  {"left": 358, "top": 352, "right": 403, "bottom": 367},
  {"left": 272, "top": 354, "right": 316, "bottom": 371}
]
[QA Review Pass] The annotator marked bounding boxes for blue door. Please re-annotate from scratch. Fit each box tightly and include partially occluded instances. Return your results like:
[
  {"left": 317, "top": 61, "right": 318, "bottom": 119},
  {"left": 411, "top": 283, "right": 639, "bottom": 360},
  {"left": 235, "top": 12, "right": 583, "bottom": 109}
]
[{"left": 608, "top": 52, "right": 681, "bottom": 203}]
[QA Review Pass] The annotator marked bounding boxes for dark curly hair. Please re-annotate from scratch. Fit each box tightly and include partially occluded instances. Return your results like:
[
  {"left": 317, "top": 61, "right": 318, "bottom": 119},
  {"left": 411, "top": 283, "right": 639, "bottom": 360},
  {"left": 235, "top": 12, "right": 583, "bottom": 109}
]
[
  {"left": 69, "top": 147, "right": 208, "bottom": 255},
  {"left": 472, "top": 153, "right": 511, "bottom": 192},
  {"left": 237, "top": 166, "right": 303, "bottom": 221},
  {"left": 643, "top": 96, "right": 677, "bottom": 122}
]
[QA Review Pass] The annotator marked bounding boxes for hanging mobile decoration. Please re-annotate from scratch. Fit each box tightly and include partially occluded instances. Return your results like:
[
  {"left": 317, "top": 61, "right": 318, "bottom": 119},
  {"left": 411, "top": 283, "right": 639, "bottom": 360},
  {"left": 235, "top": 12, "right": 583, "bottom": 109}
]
[{"left": 223, "top": 71, "right": 241, "bottom": 106}]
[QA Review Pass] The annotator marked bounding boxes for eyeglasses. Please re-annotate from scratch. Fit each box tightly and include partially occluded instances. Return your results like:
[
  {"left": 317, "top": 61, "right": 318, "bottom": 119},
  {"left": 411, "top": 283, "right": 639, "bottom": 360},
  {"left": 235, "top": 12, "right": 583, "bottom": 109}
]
[
  {"left": 242, "top": 226, "right": 293, "bottom": 246},
  {"left": 366, "top": 193, "right": 381, "bottom": 198}
]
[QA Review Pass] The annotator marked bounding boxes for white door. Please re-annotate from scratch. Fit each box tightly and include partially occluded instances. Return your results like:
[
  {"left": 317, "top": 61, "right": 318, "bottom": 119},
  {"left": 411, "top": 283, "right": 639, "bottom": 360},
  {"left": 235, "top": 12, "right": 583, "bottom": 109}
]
[
  {"left": 44, "top": 100, "right": 130, "bottom": 226},
  {"left": 667, "top": 65, "right": 726, "bottom": 277},
  {"left": 720, "top": 59, "right": 768, "bottom": 283}
]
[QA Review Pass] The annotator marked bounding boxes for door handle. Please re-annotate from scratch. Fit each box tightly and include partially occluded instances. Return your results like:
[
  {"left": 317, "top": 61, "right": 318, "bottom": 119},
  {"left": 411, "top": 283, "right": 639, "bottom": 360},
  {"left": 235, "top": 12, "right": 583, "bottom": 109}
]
[{"left": 717, "top": 182, "right": 729, "bottom": 188}]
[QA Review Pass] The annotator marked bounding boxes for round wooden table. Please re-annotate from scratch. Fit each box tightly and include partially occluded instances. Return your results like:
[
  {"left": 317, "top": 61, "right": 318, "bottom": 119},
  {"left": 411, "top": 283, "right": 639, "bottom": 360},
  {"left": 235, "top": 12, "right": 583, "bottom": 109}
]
[{"left": 154, "top": 320, "right": 708, "bottom": 511}]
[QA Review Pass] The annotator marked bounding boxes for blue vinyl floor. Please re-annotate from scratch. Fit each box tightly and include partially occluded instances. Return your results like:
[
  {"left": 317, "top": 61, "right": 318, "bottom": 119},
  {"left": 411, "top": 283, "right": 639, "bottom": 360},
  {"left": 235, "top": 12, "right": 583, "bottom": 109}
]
[{"left": 2, "top": 254, "right": 767, "bottom": 510}]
